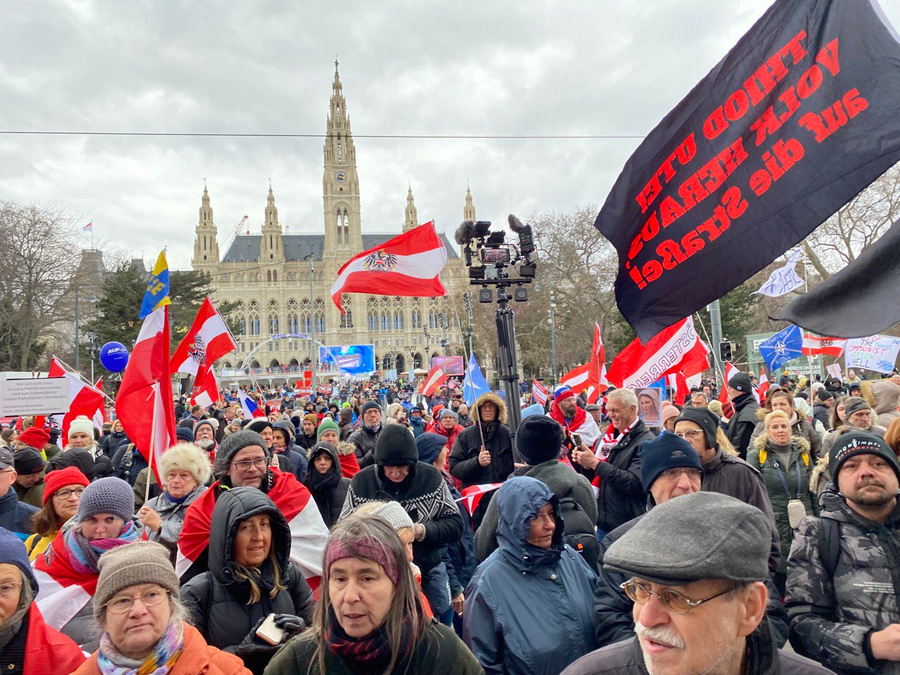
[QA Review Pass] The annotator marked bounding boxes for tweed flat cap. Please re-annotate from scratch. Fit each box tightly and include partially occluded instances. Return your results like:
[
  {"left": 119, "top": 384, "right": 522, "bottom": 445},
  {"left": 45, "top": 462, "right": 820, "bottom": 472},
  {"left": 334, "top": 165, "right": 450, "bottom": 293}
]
[{"left": 604, "top": 491, "right": 769, "bottom": 585}]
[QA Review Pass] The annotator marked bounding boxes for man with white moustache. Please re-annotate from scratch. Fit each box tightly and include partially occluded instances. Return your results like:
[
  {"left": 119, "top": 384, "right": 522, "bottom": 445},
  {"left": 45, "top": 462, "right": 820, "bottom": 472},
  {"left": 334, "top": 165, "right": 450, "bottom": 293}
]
[{"left": 563, "top": 492, "right": 831, "bottom": 674}]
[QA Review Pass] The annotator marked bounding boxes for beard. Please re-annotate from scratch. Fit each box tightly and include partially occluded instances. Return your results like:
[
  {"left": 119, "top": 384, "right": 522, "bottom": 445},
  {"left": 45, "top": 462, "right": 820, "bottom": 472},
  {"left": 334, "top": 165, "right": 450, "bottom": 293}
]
[{"left": 848, "top": 480, "right": 895, "bottom": 508}]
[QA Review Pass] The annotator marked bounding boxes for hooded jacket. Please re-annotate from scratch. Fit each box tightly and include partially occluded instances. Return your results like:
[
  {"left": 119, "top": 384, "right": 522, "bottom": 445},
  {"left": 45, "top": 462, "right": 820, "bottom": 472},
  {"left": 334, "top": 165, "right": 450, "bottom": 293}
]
[
  {"left": 449, "top": 392, "right": 515, "bottom": 490},
  {"left": 750, "top": 408, "right": 823, "bottom": 461},
  {"left": 272, "top": 420, "right": 308, "bottom": 480},
  {"left": 786, "top": 486, "right": 900, "bottom": 674},
  {"left": 727, "top": 392, "right": 761, "bottom": 459},
  {"left": 870, "top": 380, "right": 900, "bottom": 429},
  {"left": 180, "top": 487, "right": 314, "bottom": 658},
  {"left": 302, "top": 442, "right": 350, "bottom": 529},
  {"left": 338, "top": 407, "right": 355, "bottom": 441},
  {"left": 463, "top": 476, "right": 597, "bottom": 674}
]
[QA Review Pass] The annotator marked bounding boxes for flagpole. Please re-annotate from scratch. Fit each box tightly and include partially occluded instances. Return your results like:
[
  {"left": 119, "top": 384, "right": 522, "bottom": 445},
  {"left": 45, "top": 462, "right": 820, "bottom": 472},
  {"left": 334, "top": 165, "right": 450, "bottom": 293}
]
[
  {"left": 145, "top": 384, "right": 158, "bottom": 508},
  {"left": 48, "top": 355, "right": 117, "bottom": 406}
]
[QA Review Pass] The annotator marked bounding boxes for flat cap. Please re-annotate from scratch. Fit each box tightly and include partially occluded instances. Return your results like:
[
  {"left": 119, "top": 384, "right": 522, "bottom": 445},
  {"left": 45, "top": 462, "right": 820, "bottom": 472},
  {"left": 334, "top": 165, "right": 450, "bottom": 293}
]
[{"left": 604, "top": 491, "right": 769, "bottom": 585}]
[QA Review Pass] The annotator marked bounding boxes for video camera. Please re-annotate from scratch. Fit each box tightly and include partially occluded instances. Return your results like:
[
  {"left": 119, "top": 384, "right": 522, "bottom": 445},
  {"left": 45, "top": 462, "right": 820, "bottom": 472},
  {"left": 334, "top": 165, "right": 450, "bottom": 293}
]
[{"left": 455, "top": 215, "right": 537, "bottom": 302}]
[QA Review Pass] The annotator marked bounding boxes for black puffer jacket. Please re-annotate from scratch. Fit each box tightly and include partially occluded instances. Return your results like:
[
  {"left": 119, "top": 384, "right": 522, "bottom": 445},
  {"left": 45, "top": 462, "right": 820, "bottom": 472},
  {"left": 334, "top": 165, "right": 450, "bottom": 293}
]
[
  {"left": 348, "top": 424, "right": 380, "bottom": 468},
  {"left": 181, "top": 487, "right": 314, "bottom": 674},
  {"left": 302, "top": 442, "right": 350, "bottom": 529}
]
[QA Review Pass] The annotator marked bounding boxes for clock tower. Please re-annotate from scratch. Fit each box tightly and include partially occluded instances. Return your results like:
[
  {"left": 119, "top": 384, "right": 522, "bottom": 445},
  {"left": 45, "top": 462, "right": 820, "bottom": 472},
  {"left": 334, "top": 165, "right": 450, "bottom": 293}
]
[{"left": 323, "top": 60, "right": 363, "bottom": 258}]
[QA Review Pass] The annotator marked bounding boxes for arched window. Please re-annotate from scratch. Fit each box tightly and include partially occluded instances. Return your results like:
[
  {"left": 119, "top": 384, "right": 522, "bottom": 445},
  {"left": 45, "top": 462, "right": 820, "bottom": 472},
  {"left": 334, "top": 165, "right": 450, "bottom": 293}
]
[
  {"left": 239, "top": 316, "right": 247, "bottom": 336},
  {"left": 368, "top": 312, "right": 378, "bottom": 332},
  {"left": 250, "top": 314, "right": 260, "bottom": 336},
  {"left": 394, "top": 311, "right": 403, "bottom": 331},
  {"left": 381, "top": 312, "right": 390, "bottom": 332},
  {"left": 288, "top": 313, "right": 298, "bottom": 333},
  {"left": 383, "top": 354, "right": 393, "bottom": 370},
  {"left": 272, "top": 271, "right": 277, "bottom": 283},
  {"left": 429, "top": 312, "right": 437, "bottom": 330},
  {"left": 300, "top": 311, "right": 311, "bottom": 333},
  {"left": 269, "top": 313, "right": 278, "bottom": 334},
  {"left": 411, "top": 309, "right": 420, "bottom": 329},
  {"left": 315, "top": 311, "right": 325, "bottom": 333}
]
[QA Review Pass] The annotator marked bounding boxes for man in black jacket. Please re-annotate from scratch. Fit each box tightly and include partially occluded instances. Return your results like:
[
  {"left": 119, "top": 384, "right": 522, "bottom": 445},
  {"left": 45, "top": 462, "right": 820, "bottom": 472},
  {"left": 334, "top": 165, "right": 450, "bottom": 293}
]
[
  {"left": 572, "top": 389, "right": 654, "bottom": 534},
  {"left": 726, "top": 372, "right": 760, "bottom": 459},
  {"left": 812, "top": 389, "right": 834, "bottom": 429}
]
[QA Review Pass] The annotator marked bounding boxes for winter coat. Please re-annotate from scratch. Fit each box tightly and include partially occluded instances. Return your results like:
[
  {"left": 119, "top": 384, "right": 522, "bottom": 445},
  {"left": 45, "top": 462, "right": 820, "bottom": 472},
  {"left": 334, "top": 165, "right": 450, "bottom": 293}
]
[
  {"left": 302, "top": 442, "right": 350, "bottom": 529},
  {"left": 348, "top": 424, "right": 380, "bottom": 467},
  {"left": 747, "top": 437, "right": 818, "bottom": 575},
  {"left": 13, "top": 481, "right": 44, "bottom": 509},
  {"left": 441, "top": 473, "right": 477, "bottom": 600},
  {"left": 872, "top": 380, "right": 900, "bottom": 428},
  {"left": 0, "top": 487, "right": 38, "bottom": 536},
  {"left": 112, "top": 442, "right": 147, "bottom": 486},
  {"left": 474, "top": 459, "right": 598, "bottom": 561},
  {"left": 750, "top": 410, "right": 823, "bottom": 461},
  {"left": 727, "top": 392, "right": 761, "bottom": 459},
  {"left": 700, "top": 447, "right": 782, "bottom": 574},
  {"left": 132, "top": 466, "right": 163, "bottom": 509},
  {"left": 432, "top": 421, "right": 464, "bottom": 453},
  {"left": 813, "top": 402, "right": 832, "bottom": 430},
  {"left": 72, "top": 623, "right": 250, "bottom": 675},
  {"left": 463, "top": 477, "right": 598, "bottom": 675},
  {"left": 99, "top": 430, "right": 128, "bottom": 458},
  {"left": 265, "top": 619, "right": 484, "bottom": 675},
  {"left": 449, "top": 392, "right": 516, "bottom": 491},
  {"left": 180, "top": 487, "right": 314, "bottom": 670},
  {"left": 338, "top": 407, "right": 354, "bottom": 441},
  {"left": 562, "top": 627, "right": 833, "bottom": 675},
  {"left": 409, "top": 415, "right": 427, "bottom": 438},
  {"left": 143, "top": 485, "right": 208, "bottom": 559},
  {"left": 786, "top": 487, "right": 900, "bottom": 674},
  {"left": 0, "top": 605, "right": 86, "bottom": 675}
]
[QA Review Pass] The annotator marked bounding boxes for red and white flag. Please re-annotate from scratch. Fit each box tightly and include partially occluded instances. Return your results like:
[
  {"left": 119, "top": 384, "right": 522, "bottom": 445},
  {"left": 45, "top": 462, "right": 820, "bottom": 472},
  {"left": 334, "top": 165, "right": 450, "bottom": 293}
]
[
  {"left": 331, "top": 221, "right": 448, "bottom": 312},
  {"left": 419, "top": 365, "right": 448, "bottom": 397},
  {"left": 756, "top": 370, "right": 771, "bottom": 403},
  {"left": 48, "top": 357, "right": 105, "bottom": 443},
  {"left": 171, "top": 297, "right": 236, "bottom": 376},
  {"left": 607, "top": 317, "right": 709, "bottom": 389},
  {"left": 115, "top": 306, "right": 177, "bottom": 483},
  {"left": 458, "top": 483, "right": 504, "bottom": 516},
  {"left": 532, "top": 379, "right": 548, "bottom": 406},
  {"left": 667, "top": 371, "right": 690, "bottom": 405},
  {"left": 190, "top": 365, "right": 220, "bottom": 409},
  {"left": 802, "top": 334, "right": 847, "bottom": 358},
  {"left": 585, "top": 323, "right": 609, "bottom": 403},
  {"left": 718, "top": 362, "right": 741, "bottom": 405},
  {"left": 561, "top": 363, "right": 590, "bottom": 392}
]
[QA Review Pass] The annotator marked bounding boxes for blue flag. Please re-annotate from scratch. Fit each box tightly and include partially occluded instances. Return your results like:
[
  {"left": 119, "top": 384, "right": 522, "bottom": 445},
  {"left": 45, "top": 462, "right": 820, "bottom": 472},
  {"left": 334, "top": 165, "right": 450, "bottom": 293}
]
[
  {"left": 140, "top": 250, "right": 171, "bottom": 319},
  {"left": 463, "top": 354, "right": 491, "bottom": 407},
  {"left": 758, "top": 324, "right": 803, "bottom": 372}
]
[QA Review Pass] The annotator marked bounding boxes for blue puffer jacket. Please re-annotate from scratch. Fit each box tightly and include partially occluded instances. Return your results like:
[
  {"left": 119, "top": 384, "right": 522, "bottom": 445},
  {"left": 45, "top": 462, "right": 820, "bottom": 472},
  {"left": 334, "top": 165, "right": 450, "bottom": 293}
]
[{"left": 463, "top": 476, "right": 598, "bottom": 675}]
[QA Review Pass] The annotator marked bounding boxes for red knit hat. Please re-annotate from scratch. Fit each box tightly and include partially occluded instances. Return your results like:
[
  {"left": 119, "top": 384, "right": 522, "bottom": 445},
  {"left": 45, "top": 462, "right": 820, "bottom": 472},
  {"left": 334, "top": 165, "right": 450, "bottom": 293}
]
[
  {"left": 17, "top": 426, "right": 50, "bottom": 449},
  {"left": 42, "top": 466, "right": 90, "bottom": 505}
]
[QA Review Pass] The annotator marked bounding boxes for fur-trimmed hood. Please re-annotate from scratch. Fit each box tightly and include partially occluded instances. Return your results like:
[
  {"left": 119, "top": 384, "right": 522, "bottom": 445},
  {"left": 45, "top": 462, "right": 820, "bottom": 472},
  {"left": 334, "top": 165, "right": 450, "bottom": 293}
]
[
  {"left": 752, "top": 431, "right": 811, "bottom": 454},
  {"left": 475, "top": 391, "right": 508, "bottom": 424}
]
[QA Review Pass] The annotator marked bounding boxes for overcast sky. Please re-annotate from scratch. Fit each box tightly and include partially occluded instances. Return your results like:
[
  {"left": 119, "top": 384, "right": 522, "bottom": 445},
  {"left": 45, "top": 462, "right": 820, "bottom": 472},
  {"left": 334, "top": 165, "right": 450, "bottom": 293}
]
[{"left": 2, "top": 0, "right": 899, "bottom": 270}]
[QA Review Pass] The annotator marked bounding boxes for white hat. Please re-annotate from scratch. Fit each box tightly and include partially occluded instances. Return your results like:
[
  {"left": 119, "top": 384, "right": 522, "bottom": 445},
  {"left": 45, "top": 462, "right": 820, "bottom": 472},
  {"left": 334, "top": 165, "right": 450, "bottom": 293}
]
[{"left": 68, "top": 415, "right": 95, "bottom": 443}]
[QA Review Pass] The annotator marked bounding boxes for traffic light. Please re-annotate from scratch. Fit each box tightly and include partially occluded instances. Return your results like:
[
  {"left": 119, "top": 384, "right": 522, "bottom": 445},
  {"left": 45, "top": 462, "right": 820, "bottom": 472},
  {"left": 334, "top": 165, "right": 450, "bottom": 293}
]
[{"left": 719, "top": 340, "right": 733, "bottom": 362}]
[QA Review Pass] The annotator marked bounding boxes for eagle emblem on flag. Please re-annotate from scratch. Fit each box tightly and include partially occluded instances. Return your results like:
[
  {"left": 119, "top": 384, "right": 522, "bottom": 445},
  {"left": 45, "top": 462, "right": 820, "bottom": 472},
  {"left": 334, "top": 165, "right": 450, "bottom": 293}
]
[
  {"left": 187, "top": 335, "right": 207, "bottom": 364},
  {"left": 363, "top": 250, "right": 398, "bottom": 272}
]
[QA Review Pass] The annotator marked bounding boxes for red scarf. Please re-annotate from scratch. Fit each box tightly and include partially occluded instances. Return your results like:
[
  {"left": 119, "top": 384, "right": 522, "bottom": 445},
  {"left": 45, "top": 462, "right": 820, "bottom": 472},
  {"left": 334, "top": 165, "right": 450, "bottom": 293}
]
[
  {"left": 549, "top": 400, "right": 588, "bottom": 433},
  {"left": 34, "top": 530, "right": 99, "bottom": 594},
  {"left": 590, "top": 421, "right": 635, "bottom": 492}
]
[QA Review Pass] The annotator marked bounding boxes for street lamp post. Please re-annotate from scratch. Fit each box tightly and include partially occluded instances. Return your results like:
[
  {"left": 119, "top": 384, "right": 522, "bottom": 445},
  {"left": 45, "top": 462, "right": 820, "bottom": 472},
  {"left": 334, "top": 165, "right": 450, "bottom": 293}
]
[
  {"left": 549, "top": 290, "right": 558, "bottom": 385},
  {"left": 304, "top": 253, "right": 317, "bottom": 393}
]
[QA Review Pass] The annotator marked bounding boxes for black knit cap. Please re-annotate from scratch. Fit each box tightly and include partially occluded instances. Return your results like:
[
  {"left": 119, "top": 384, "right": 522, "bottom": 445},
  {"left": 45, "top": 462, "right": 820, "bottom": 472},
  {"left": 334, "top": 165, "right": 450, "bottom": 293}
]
[
  {"left": 639, "top": 433, "right": 703, "bottom": 492},
  {"left": 674, "top": 407, "right": 720, "bottom": 450},
  {"left": 830, "top": 431, "right": 900, "bottom": 481},
  {"left": 416, "top": 432, "right": 446, "bottom": 465},
  {"left": 13, "top": 447, "right": 44, "bottom": 475},
  {"left": 515, "top": 416, "right": 563, "bottom": 465},
  {"left": 375, "top": 424, "right": 418, "bottom": 466},
  {"left": 728, "top": 372, "right": 753, "bottom": 393},
  {"left": 214, "top": 429, "right": 269, "bottom": 476}
]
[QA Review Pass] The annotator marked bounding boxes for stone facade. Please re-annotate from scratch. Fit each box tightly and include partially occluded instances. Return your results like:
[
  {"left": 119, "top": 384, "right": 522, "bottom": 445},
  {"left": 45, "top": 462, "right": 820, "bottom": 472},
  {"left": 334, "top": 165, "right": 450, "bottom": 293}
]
[{"left": 191, "top": 65, "right": 470, "bottom": 380}]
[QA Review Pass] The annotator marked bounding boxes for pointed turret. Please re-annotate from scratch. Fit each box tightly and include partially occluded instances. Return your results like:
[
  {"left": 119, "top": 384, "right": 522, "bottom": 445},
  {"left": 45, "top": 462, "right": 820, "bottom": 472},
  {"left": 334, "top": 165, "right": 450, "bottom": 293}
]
[
  {"left": 464, "top": 183, "right": 476, "bottom": 222},
  {"left": 260, "top": 184, "right": 283, "bottom": 263},
  {"left": 192, "top": 183, "right": 219, "bottom": 268},
  {"left": 404, "top": 184, "right": 419, "bottom": 232}
]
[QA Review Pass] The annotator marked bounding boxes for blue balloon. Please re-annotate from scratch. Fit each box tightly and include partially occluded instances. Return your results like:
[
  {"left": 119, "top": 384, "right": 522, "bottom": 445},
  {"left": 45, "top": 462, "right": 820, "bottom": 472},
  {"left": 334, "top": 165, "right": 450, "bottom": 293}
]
[{"left": 99, "top": 341, "right": 130, "bottom": 372}]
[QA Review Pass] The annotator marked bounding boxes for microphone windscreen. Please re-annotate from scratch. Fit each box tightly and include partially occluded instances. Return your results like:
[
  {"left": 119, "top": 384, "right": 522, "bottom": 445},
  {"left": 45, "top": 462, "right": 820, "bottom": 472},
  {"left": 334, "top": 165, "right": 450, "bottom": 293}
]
[
  {"left": 508, "top": 214, "right": 525, "bottom": 233},
  {"left": 455, "top": 220, "right": 476, "bottom": 245}
]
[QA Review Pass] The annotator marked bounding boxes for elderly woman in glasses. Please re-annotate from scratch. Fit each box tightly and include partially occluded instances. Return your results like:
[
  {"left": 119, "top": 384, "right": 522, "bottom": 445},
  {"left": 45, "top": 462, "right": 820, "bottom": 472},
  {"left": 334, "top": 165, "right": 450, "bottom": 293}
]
[
  {"left": 72, "top": 541, "right": 250, "bottom": 675},
  {"left": 23, "top": 467, "right": 89, "bottom": 561},
  {"left": 463, "top": 476, "right": 598, "bottom": 674}
]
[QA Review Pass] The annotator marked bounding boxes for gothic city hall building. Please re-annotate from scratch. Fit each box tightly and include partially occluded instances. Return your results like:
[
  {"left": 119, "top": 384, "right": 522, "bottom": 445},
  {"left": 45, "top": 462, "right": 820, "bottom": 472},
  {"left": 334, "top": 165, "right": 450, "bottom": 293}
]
[{"left": 191, "top": 65, "right": 471, "bottom": 381}]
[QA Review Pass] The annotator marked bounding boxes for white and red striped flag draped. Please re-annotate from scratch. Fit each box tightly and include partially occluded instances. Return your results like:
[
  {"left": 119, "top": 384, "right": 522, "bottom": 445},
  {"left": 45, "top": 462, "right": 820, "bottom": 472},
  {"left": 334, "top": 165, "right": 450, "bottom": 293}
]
[
  {"left": 718, "top": 362, "right": 741, "bottom": 405},
  {"left": 801, "top": 334, "right": 847, "bottom": 358},
  {"left": 757, "top": 370, "right": 771, "bottom": 403},
  {"left": 48, "top": 357, "right": 105, "bottom": 442},
  {"left": 607, "top": 317, "right": 709, "bottom": 389},
  {"left": 561, "top": 363, "right": 590, "bottom": 392},
  {"left": 458, "top": 483, "right": 504, "bottom": 516},
  {"left": 532, "top": 379, "right": 548, "bottom": 406},
  {"left": 115, "top": 306, "right": 177, "bottom": 483},
  {"left": 418, "top": 365, "right": 448, "bottom": 397},
  {"left": 330, "top": 221, "right": 448, "bottom": 312},
  {"left": 190, "top": 366, "right": 220, "bottom": 409},
  {"left": 585, "top": 323, "right": 609, "bottom": 403},
  {"left": 667, "top": 371, "right": 690, "bottom": 405},
  {"left": 171, "top": 297, "right": 237, "bottom": 376}
]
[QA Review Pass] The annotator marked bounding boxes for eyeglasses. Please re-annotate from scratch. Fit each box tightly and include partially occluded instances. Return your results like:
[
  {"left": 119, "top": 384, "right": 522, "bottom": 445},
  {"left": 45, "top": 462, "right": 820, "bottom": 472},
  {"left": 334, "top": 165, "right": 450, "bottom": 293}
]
[
  {"left": 674, "top": 430, "right": 703, "bottom": 440},
  {"left": 54, "top": 488, "right": 85, "bottom": 500},
  {"left": 620, "top": 579, "right": 738, "bottom": 615},
  {"left": 658, "top": 467, "right": 702, "bottom": 481},
  {"left": 230, "top": 457, "right": 268, "bottom": 471},
  {"left": 105, "top": 589, "right": 169, "bottom": 614},
  {"left": 0, "top": 582, "right": 23, "bottom": 599}
]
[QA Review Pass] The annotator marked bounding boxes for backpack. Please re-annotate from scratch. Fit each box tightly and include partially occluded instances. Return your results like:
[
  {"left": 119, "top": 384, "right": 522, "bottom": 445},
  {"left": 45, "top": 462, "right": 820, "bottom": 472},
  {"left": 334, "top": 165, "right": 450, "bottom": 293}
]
[
  {"left": 816, "top": 515, "right": 841, "bottom": 579},
  {"left": 558, "top": 497, "right": 600, "bottom": 572}
]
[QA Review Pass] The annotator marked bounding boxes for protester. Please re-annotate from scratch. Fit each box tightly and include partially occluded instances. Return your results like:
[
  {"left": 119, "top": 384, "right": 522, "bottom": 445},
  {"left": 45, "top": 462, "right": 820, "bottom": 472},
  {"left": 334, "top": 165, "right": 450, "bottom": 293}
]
[
  {"left": 821, "top": 397, "right": 888, "bottom": 460},
  {"left": 349, "top": 401, "right": 383, "bottom": 467},
  {"left": 338, "top": 405, "right": 354, "bottom": 441},
  {"left": 17, "top": 426, "right": 56, "bottom": 462},
  {"left": 548, "top": 386, "right": 602, "bottom": 449},
  {"left": 316, "top": 419, "right": 360, "bottom": 477},
  {"left": 66, "top": 416, "right": 113, "bottom": 478},
  {"left": 302, "top": 441, "right": 350, "bottom": 529},
  {"left": 271, "top": 420, "right": 308, "bottom": 479},
  {"left": 0, "top": 527, "right": 85, "bottom": 674},
  {"left": 750, "top": 388, "right": 823, "bottom": 460},
  {"left": 297, "top": 414, "right": 318, "bottom": 452},
  {"left": 747, "top": 410, "right": 818, "bottom": 596},
  {"left": 726, "top": 372, "right": 761, "bottom": 459},
  {"left": 138, "top": 443, "right": 211, "bottom": 560},
  {"left": 564, "top": 492, "right": 830, "bottom": 675},
  {"left": 24, "top": 466, "right": 89, "bottom": 561},
  {"left": 181, "top": 487, "right": 312, "bottom": 674},
  {"left": 0, "top": 448, "right": 38, "bottom": 537},
  {"left": 432, "top": 409, "right": 464, "bottom": 455},
  {"left": 829, "top": 395, "right": 849, "bottom": 431},
  {"left": 73, "top": 541, "right": 250, "bottom": 675},
  {"left": 660, "top": 402, "right": 680, "bottom": 432},
  {"left": 787, "top": 431, "right": 900, "bottom": 673},
  {"left": 409, "top": 406, "right": 427, "bottom": 437},
  {"left": 265, "top": 515, "right": 482, "bottom": 674},
  {"left": 870, "top": 380, "right": 900, "bottom": 429},
  {"left": 12, "top": 448, "right": 45, "bottom": 508},
  {"left": 34, "top": 477, "right": 141, "bottom": 650},
  {"left": 464, "top": 476, "right": 598, "bottom": 674},
  {"left": 99, "top": 419, "right": 128, "bottom": 459},
  {"left": 812, "top": 389, "right": 835, "bottom": 430},
  {"left": 571, "top": 388, "right": 654, "bottom": 534}
]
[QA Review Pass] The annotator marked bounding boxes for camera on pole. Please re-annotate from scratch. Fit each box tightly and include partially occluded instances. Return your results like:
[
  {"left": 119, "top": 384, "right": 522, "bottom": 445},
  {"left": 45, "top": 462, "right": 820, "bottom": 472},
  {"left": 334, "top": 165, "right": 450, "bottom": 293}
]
[{"left": 455, "top": 214, "right": 537, "bottom": 434}]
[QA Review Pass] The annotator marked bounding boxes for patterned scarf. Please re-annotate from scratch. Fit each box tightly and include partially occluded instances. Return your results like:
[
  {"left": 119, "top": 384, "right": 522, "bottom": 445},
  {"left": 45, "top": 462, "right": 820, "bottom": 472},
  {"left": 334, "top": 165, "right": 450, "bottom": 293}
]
[
  {"left": 98, "top": 618, "right": 184, "bottom": 675},
  {"left": 325, "top": 609, "right": 415, "bottom": 670},
  {"left": 590, "top": 421, "right": 635, "bottom": 494},
  {"left": 67, "top": 519, "right": 141, "bottom": 575}
]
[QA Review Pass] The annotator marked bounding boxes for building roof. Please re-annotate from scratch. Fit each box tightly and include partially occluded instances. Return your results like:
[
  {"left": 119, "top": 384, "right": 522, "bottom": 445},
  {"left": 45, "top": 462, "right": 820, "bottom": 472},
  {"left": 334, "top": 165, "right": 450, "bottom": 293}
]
[{"left": 221, "top": 232, "right": 459, "bottom": 263}]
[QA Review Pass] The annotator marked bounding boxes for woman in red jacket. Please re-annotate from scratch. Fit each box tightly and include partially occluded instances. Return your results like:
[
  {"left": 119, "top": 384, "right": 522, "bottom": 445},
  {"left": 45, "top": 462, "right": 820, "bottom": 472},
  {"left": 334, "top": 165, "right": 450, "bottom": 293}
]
[{"left": 0, "top": 528, "right": 84, "bottom": 675}]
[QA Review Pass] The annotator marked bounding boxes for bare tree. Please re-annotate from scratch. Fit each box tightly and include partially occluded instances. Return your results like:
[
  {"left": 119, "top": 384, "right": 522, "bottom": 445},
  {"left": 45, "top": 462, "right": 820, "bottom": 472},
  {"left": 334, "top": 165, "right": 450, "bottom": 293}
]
[{"left": 0, "top": 201, "right": 84, "bottom": 370}]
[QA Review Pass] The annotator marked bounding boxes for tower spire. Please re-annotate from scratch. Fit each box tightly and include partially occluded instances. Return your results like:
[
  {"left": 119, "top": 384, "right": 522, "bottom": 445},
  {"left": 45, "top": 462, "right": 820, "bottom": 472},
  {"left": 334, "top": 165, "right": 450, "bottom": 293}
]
[
  {"left": 464, "top": 183, "right": 476, "bottom": 221},
  {"left": 404, "top": 184, "right": 419, "bottom": 232}
]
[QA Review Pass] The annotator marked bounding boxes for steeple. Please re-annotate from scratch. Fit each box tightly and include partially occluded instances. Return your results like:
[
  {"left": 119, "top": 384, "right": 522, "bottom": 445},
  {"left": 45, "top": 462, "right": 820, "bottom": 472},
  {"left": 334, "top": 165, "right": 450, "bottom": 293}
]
[
  {"left": 260, "top": 184, "right": 283, "bottom": 263},
  {"left": 464, "top": 183, "right": 476, "bottom": 221},
  {"left": 192, "top": 182, "right": 219, "bottom": 268},
  {"left": 404, "top": 184, "right": 419, "bottom": 232}
]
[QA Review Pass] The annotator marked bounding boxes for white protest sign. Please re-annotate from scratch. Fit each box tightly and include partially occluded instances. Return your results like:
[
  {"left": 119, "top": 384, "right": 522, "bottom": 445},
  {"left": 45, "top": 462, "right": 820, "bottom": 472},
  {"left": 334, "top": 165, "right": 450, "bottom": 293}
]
[
  {"left": 825, "top": 363, "right": 843, "bottom": 380},
  {"left": 0, "top": 377, "right": 69, "bottom": 416},
  {"left": 845, "top": 335, "right": 900, "bottom": 373}
]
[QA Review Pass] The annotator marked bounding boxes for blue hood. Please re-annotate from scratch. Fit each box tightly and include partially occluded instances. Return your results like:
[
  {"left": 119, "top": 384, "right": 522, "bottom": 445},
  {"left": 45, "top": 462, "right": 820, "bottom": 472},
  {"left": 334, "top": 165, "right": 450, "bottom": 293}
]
[{"left": 495, "top": 476, "right": 564, "bottom": 570}]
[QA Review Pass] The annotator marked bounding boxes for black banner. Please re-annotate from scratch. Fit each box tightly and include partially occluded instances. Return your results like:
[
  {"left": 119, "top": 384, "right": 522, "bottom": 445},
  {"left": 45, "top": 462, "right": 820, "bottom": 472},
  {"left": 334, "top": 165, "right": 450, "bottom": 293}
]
[
  {"left": 595, "top": 0, "right": 900, "bottom": 342},
  {"left": 778, "top": 220, "right": 900, "bottom": 338}
]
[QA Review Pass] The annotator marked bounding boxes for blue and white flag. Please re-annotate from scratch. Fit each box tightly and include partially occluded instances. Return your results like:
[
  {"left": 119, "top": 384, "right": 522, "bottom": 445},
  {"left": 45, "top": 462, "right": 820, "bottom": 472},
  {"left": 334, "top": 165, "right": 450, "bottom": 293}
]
[
  {"left": 463, "top": 354, "right": 491, "bottom": 407},
  {"left": 759, "top": 324, "right": 803, "bottom": 371},
  {"left": 753, "top": 249, "right": 804, "bottom": 298}
]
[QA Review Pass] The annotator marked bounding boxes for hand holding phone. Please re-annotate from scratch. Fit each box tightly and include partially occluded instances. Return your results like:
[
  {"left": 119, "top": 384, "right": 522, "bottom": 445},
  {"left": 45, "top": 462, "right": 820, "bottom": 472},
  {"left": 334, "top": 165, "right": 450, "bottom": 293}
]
[{"left": 256, "top": 613, "right": 286, "bottom": 646}]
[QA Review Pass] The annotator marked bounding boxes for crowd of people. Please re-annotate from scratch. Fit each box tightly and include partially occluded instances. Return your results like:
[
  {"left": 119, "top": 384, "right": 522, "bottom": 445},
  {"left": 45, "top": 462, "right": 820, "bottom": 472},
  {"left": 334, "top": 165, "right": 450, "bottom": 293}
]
[{"left": 0, "top": 368, "right": 898, "bottom": 673}]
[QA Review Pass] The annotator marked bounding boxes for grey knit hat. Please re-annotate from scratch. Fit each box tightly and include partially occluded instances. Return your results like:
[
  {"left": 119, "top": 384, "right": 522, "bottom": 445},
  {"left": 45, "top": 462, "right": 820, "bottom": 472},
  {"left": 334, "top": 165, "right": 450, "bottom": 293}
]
[
  {"left": 372, "top": 501, "right": 414, "bottom": 531},
  {"left": 78, "top": 477, "right": 135, "bottom": 523},
  {"left": 93, "top": 541, "right": 180, "bottom": 620},
  {"left": 844, "top": 396, "right": 873, "bottom": 420},
  {"left": 214, "top": 429, "right": 269, "bottom": 476}
]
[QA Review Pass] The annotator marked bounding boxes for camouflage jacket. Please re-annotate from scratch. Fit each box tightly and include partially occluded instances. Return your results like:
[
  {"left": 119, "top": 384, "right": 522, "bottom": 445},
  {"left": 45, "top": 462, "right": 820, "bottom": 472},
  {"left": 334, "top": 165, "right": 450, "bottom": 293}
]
[{"left": 785, "top": 487, "right": 900, "bottom": 674}]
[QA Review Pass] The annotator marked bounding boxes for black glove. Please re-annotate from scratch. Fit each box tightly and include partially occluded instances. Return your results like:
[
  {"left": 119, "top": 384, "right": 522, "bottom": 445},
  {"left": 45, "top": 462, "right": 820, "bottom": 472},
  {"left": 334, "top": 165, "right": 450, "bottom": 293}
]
[
  {"left": 233, "top": 616, "right": 279, "bottom": 655},
  {"left": 273, "top": 613, "right": 305, "bottom": 636}
]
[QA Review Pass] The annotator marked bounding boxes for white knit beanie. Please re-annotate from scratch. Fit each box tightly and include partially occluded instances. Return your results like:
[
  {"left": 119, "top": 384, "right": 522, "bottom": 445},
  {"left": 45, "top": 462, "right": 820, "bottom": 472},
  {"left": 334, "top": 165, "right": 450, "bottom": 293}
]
[{"left": 68, "top": 415, "right": 96, "bottom": 443}]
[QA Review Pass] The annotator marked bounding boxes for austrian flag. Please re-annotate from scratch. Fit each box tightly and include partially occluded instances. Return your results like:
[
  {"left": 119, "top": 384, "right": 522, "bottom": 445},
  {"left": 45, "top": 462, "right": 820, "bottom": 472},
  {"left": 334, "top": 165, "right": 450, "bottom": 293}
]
[{"left": 331, "top": 221, "right": 448, "bottom": 312}]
